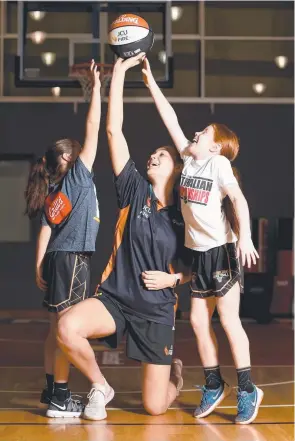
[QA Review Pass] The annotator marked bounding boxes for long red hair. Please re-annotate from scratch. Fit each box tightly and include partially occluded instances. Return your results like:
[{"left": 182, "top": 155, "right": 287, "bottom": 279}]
[{"left": 212, "top": 123, "right": 240, "bottom": 238}]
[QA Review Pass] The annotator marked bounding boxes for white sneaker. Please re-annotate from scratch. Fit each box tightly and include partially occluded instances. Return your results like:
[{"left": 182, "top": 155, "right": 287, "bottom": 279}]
[
  {"left": 104, "top": 378, "right": 115, "bottom": 405},
  {"left": 83, "top": 379, "right": 114, "bottom": 421}
]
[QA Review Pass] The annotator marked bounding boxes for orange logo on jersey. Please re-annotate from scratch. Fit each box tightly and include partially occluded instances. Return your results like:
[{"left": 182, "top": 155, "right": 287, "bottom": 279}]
[
  {"left": 164, "top": 345, "right": 173, "bottom": 356},
  {"left": 45, "top": 191, "right": 72, "bottom": 225}
]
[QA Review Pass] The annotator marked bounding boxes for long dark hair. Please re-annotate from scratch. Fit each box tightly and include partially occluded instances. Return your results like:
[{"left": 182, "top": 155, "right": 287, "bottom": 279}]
[{"left": 25, "top": 138, "right": 81, "bottom": 219}]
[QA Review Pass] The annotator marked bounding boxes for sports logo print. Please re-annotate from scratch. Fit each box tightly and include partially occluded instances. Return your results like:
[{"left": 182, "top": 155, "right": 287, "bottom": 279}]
[
  {"left": 44, "top": 191, "right": 72, "bottom": 225},
  {"left": 213, "top": 270, "right": 230, "bottom": 283}
]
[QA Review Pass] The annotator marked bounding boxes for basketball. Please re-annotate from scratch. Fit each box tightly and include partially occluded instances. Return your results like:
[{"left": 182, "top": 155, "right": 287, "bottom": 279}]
[{"left": 108, "top": 14, "right": 154, "bottom": 59}]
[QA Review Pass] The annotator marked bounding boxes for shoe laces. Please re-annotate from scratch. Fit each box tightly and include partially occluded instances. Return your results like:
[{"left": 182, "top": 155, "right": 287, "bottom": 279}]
[
  {"left": 87, "top": 387, "right": 104, "bottom": 404},
  {"left": 237, "top": 389, "right": 248, "bottom": 412},
  {"left": 69, "top": 394, "right": 83, "bottom": 411},
  {"left": 200, "top": 386, "right": 209, "bottom": 408}
]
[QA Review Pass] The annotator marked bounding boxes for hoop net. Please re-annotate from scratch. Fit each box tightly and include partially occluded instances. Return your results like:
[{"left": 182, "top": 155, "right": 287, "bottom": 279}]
[{"left": 69, "top": 62, "right": 113, "bottom": 102}]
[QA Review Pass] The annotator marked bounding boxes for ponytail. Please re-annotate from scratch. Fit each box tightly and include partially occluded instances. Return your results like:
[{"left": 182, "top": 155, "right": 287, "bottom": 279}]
[
  {"left": 25, "top": 156, "right": 50, "bottom": 219},
  {"left": 223, "top": 166, "right": 241, "bottom": 239}
]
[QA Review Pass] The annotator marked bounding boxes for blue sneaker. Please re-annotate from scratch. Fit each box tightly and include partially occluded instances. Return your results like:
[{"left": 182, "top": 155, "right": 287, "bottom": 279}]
[
  {"left": 235, "top": 385, "right": 264, "bottom": 425},
  {"left": 193, "top": 382, "right": 232, "bottom": 418}
]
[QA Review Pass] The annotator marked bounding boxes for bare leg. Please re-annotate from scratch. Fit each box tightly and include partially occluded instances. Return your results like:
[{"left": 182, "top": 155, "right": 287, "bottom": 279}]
[
  {"left": 44, "top": 312, "right": 57, "bottom": 374},
  {"left": 217, "top": 283, "right": 264, "bottom": 424},
  {"left": 56, "top": 298, "right": 117, "bottom": 420},
  {"left": 216, "top": 282, "right": 250, "bottom": 368},
  {"left": 190, "top": 296, "right": 231, "bottom": 419},
  {"left": 54, "top": 308, "right": 72, "bottom": 383},
  {"left": 57, "top": 298, "right": 116, "bottom": 384},
  {"left": 190, "top": 297, "right": 218, "bottom": 367},
  {"left": 39, "top": 312, "right": 57, "bottom": 407},
  {"left": 142, "top": 363, "right": 178, "bottom": 416}
]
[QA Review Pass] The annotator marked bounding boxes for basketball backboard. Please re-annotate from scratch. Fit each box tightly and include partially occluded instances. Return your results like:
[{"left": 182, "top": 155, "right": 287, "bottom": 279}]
[{"left": 14, "top": 1, "right": 173, "bottom": 91}]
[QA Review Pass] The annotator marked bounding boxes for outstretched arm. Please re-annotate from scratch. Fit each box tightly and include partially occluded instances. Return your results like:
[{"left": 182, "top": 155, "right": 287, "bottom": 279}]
[
  {"left": 106, "top": 54, "right": 145, "bottom": 176},
  {"left": 225, "top": 184, "right": 259, "bottom": 268},
  {"left": 79, "top": 60, "right": 102, "bottom": 172},
  {"left": 142, "top": 58, "right": 190, "bottom": 153}
]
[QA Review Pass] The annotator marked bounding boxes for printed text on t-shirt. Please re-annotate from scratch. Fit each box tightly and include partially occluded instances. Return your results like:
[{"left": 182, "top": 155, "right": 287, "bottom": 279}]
[{"left": 180, "top": 175, "right": 213, "bottom": 206}]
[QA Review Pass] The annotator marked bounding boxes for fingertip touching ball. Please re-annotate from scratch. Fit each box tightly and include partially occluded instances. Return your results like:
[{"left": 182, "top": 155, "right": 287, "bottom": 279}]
[{"left": 108, "top": 14, "right": 154, "bottom": 59}]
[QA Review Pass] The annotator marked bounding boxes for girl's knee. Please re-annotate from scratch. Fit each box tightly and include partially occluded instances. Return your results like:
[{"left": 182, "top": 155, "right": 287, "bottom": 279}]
[
  {"left": 57, "top": 316, "right": 79, "bottom": 348},
  {"left": 190, "top": 312, "right": 211, "bottom": 333},
  {"left": 219, "top": 312, "right": 241, "bottom": 331}
]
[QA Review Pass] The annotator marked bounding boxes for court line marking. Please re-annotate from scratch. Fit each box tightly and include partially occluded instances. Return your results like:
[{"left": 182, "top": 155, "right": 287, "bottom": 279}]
[
  {"left": 0, "top": 365, "right": 292, "bottom": 369},
  {"left": 1, "top": 380, "right": 294, "bottom": 395},
  {"left": 0, "top": 422, "right": 293, "bottom": 426},
  {"left": 0, "top": 404, "right": 294, "bottom": 410}
]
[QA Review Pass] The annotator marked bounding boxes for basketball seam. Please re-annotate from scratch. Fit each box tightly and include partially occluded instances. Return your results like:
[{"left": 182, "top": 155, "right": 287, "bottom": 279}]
[
  {"left": 109, "top": 26, "right": 150, "bottom": 32},
  {"left": 110, "top": 24, "right": 149, "bottom": 30}
]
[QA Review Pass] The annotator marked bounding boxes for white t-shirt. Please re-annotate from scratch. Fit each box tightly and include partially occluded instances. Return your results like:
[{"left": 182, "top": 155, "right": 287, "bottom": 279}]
[{"left": 180, "top": 154, "right": 238, "bottom": 251}]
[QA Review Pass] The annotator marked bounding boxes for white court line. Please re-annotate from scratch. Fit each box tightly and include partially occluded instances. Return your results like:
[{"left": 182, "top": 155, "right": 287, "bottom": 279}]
[
  {"left": 0, "top": 365, "right": 292, "bottom": 369},
  {"left": 1, "top": 380, "right": 294, "bottom": 395},
  {"left": 191, "top": 380, "right": 295, "bottom": 391},
  {"left": 0, "top": 404, "right": 294, "bottom": 411}
]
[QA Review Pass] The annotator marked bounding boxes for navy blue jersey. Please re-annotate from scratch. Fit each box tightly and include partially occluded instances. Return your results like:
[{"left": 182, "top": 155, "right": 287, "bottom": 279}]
[
  {"left": 97, "top": 159, "right": 191, "bottom": 326},
  {"left": 41, "top": 157, "right": 100, "bottom": 253}
]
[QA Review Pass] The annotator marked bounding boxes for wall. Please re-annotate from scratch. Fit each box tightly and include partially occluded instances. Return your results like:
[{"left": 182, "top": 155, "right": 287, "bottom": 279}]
[{"left": 0, "top": 102, "right": 293, "bottom": 309}]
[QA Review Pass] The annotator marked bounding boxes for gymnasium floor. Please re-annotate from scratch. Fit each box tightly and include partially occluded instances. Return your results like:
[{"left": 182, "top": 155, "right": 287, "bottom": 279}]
[{"left": 0, "top": 311, "right": 294, "bottom": 441}]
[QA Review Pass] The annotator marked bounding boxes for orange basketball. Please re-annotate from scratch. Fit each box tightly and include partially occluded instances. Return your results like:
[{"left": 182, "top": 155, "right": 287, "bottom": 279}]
[{"left": 108, "top": 14, "right": 154, "bottom": 59}]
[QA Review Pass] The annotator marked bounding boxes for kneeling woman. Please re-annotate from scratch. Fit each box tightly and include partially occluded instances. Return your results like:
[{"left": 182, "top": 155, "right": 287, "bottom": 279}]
[{"left": 57, "top": 54, "right": 191, "bottom": 421}]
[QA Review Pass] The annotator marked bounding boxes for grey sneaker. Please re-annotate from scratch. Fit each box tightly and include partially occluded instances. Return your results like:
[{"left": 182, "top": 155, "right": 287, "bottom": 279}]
[
  {"left": 83, "top": 382, "right": 110, "bottom": 421},
  {"left": 171, "top": 358, "right": 184, "bottom": 395},
  {"left": 46, "top": 390, "right": 84, "bottom": 418}
]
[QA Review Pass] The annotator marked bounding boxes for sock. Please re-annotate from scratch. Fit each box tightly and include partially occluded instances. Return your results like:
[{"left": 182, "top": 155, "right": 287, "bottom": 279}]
[
  {"left": 237, "top": 367, "right": 254, "bottom": 393},
  {"left": 204, "top": 366, "right": 223, "bottom": 390},
  {"left": 54, "top": 382, "right": 69, "bottom": 401},
  {"left": 45, "top": 374, "right": 54, "bottom": 395}
]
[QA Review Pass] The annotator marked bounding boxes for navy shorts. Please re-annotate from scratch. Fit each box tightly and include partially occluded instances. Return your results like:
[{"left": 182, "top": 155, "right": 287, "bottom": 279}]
[{"left": 94, "top": 291, "right": 175, "bottom": 365}]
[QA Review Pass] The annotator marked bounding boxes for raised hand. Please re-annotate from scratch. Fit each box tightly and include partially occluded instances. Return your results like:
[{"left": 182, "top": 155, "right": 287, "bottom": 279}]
[
  {"left": 142, "top": 57, "right": 154, "bottom": 88},
  {"left": 90, "top": 59, "right": 101, "bottom": 90},
  {"left": 114, "top": 53, "right": 146, "bottom": 73}
]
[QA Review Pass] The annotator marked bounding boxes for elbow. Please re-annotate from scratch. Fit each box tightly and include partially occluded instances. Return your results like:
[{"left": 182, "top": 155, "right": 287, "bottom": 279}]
[{"left": 106, "top": 126, "right": 122, "bottom": 138}]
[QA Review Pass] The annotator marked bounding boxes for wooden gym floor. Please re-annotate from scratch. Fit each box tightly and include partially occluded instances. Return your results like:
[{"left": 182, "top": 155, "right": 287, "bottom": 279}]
[{"left": 0, "top": 311, "right": 294, "bottom": 441}]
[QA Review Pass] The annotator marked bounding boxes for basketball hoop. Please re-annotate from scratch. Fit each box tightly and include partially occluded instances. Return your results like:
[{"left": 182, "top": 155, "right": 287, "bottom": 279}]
[{"left": 69, "top": 62, "right": 114, "bottom": 102}]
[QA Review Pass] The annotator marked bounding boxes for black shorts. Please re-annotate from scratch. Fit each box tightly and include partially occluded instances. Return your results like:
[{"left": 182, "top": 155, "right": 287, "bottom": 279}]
[
  {"left": 43, "top": 251, "right": 92, "bottom": 313},
  {"left": 191, "top": 242, "right": 242, "bottom": 298},
  {"left": 94, "top": 292, "right": 174, "bottom": 365}
]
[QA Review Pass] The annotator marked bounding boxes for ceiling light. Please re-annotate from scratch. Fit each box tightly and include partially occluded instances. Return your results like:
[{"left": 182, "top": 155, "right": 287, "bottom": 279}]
[
  {"left": 252, "top": 83, "right": 266, "bottom": 95},
  {"left": 171, "top": 6, "right": 183, "bottom": 21},
  {"left": 29, "top": 11, "right": 46, "bottom": 21},
  {"left": 51, "top": 87, "right": 61, "bottom": 97},
  {"left": 274, "top": 56, "right": 288, "bottom": 69},
  {"left": 41, "top": 52, "right": 56, "bottom": 66},
  {"left": 30, "top": 31, "right": 47, "bottom": 45},
  {"left": 158, "top": 50, "right": 167, "bottom": 64}
]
